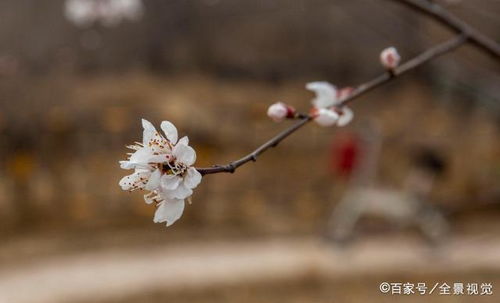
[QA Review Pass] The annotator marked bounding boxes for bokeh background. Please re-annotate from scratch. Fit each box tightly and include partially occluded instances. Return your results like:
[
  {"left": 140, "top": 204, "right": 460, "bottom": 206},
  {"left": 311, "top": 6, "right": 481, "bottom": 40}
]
[{"left": 0, "top": 0, "right": 499, "bottom": 302}]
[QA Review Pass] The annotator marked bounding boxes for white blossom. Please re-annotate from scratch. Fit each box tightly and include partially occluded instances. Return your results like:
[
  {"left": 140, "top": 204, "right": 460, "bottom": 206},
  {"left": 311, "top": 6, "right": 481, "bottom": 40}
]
[
  {"left": 267, "top": 102, "right": 295, "bottom": 122},
  {"left": 306, "top": 81, "right": 354, "bottom": 127},
  {"left": 119, "top": 119, "right": 201, "bottom": 226},
  {"left": 312, "top": 108, "right": 340, "bottom": 127},
  {"left": 65, "top": 0, "right": 144, "bottom": 27},
  {"left": 380, "top": 47, "right": 401, "bottom": 70},
  {"left": 336, "top": 106, "right": 353, "bottom": 127},
  {"left": 306, "top": 81, "right": 337, "bottom": 108}
]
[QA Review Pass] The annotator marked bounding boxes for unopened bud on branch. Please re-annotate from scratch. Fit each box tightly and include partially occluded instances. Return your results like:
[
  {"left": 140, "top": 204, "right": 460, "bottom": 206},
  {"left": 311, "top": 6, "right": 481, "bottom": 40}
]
[
  {"left": 380, "top": 47, "right": 400, "bottom": 71},
  {"left": 267, "top": 102, "right": 296, "bottom": 122}
]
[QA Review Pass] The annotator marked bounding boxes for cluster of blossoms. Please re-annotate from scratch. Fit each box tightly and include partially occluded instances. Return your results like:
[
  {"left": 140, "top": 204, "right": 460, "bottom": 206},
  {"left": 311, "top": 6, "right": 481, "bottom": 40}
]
[
  {"left": 267, "top": 47, "right": 401, "bottom": 127},
  {"left": 267, "top": 81, "right": 354, "bottom": 127},
  {"left": 65, "top": 0, "right": 143, "bottom": 27},
  {"left": 119, "top": 119, "right": 201, "bottom": 226},
  {"left": 307, "top": 82, "right": 354, "bottom": 127}
]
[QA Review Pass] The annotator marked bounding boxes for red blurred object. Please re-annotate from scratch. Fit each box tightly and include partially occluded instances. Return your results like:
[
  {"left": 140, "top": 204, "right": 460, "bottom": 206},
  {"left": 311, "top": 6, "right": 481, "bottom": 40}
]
[{"left": 331, "top": 133, "right": 359, "bottom": 179}]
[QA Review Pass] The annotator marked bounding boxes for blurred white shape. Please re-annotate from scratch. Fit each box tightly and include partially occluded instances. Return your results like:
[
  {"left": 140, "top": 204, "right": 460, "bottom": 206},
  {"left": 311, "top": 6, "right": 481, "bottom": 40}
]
[
  {"left": 65, "top": 0, "right": 95, "bottom": 26},
  {"left": 64, "top": 0, "right": 144, "bottom": 27},
  {"left": 306, "top": 81, "right": 354, "bottom": 127},
  {"left": 337, "top": 106, "right": 353, "bottom": 127},
  {"left": 306, "top": 81, "right": 338, "bottom": 109},
  {"left": 312, "top": 108, "right": 339, "bottom": 127}
]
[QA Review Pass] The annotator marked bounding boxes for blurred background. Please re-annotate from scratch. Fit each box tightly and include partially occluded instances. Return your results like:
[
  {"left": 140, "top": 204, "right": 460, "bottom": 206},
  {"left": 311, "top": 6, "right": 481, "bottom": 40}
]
[{"left": 0, "top": 0, "right": 500, "bottom": 302}]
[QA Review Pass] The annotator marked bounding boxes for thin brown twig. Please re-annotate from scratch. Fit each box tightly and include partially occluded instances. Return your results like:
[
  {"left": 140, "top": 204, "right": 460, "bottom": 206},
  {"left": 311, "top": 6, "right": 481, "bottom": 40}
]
[
  {"left": 197, "top": 115, "right": 311, "bottom": 175},
  {"left": 196, "top": 34, "right": 467, "bottom": 176},
  {"left": 389, "top": 0, "right": 500, "bottom": 58}
]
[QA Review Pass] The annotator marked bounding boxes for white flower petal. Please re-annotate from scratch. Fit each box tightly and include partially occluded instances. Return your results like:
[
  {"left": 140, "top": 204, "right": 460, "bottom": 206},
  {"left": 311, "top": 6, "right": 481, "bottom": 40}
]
[
  {"left": 153, "top": 199, "right": 185, "bottom": 226},
  {"left": 173, "top": 143, "right": 196, "bottom": 166},
  {"left": 127, "top": 146, "right": 154, "bottom": 168},
  {"left": 161, "top": 174, "right": 182, "bottom": 191},
  {"left": 142, "top": 119, "right": 157, "bottom": 146},
  {"left": 184, "top": 167, "right": 202, "bottom": 189},
  {"left": 165, "top": 183, "right": 193, "bottom": 200},
  {"left": 306, "top": 81, "right": 338, "bottom": 108},
  {"left": 314, "top": 108, "right": 339, "bottom": 127},
  {"left": 145, "top": 169, "right": 161, "bottom": 191},
  {"left": 337, "top": 107, "right": 354, "bottom": 127},
  {"left": 119, "top": 160, "right": 135, "bottom": 170},
  {"left": 119, "top": 175, "right": 132, "bottom": 190},
  {"left": 177, "top": 136, "right": 189, "bottom": 146},
  {"left": 161, "top": 121, "right": 178, "bottom": 144},
  {"left": 119, "top": 170, "right": 150, "bottom": 191},
  {"left": 148, "top": 154, "right": 171, "bottom": 164}
]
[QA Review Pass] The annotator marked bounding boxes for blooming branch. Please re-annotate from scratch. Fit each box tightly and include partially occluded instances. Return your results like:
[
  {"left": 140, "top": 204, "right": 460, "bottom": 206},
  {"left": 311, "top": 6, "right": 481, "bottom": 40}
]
[
  {"left": 198, "top": 0, "right": 500, "bottom": 178},
  {"left": 119, "top": 0, "right": 500, "bottom": 226},
  {"left": 196, "top": 35, "right": 468, "bottom": 176}
]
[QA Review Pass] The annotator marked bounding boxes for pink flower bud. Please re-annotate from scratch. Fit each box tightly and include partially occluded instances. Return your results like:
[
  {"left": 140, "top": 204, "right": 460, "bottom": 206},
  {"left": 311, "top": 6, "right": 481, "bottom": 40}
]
[
  {"left": 380, "top": 47, "right": 400, "bottom": 70},
  {"left": 267, "top": 102, "right": 295, "bottom": 122}
]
